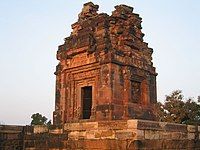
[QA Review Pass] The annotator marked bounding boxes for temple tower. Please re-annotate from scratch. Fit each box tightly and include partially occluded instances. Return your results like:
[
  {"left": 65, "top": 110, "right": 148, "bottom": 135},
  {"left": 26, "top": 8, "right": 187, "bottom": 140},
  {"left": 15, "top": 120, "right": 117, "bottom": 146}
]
[{"left": 53, "top": 2, "right": 157, "bottom": 124}]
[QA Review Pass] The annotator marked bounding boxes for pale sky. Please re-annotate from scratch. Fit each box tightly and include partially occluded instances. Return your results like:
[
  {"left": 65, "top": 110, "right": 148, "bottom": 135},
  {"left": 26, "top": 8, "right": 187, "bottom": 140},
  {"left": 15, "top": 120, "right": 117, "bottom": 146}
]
[{"left": 0, "top": 0, "right": 200, "bottom": 125}]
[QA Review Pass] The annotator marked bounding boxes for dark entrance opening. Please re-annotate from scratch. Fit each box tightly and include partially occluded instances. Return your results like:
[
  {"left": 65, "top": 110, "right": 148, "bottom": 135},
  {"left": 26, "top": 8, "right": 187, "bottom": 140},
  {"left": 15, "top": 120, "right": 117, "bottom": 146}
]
[{"left": 81, "top": 86, "right": 92, "bottom": 119}]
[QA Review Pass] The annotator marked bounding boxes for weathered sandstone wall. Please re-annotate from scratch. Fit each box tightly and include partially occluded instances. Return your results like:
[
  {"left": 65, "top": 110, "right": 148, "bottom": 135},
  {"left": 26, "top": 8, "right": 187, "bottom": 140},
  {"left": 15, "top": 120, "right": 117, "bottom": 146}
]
[{"left": 1, "top": 120, "right": 200, "bottom": 149}]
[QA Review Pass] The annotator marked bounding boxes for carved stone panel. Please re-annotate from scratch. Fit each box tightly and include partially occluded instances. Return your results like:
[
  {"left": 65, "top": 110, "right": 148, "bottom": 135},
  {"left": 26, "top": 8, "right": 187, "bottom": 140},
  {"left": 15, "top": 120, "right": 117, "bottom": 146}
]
[
  {"left": 53, "top": 2, "right": 157, "bottom": 124},
  {"left": 131, "top": 81, "right": 141, "bottom": 103}
]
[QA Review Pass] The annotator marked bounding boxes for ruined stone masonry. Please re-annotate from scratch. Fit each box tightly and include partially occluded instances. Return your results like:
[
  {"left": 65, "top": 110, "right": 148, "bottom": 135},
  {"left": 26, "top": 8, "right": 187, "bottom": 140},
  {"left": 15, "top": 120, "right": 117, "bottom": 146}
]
[
  {"left": 53, "top": 2, "right": 157, "bottom": 124},
  {"left": 1, "top": 120, "right": 200, "bottom": 149},
  {"left": 1, "top": 2, "right": 200, "bottom": 150}
]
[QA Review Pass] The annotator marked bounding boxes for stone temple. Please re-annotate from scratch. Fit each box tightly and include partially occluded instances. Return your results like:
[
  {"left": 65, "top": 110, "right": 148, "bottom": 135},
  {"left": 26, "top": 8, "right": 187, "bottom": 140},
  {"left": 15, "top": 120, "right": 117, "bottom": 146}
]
[
  {"left": 53, "top": 2, "right": 157, "bottom": 124},
  {"left": 2, "top": 3, "right": 200, "bottom": 150}
]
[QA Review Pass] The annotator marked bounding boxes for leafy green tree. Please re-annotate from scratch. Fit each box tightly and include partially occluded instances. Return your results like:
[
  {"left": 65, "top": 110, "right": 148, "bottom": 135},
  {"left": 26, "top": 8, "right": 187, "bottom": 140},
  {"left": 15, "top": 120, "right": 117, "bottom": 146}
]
[
  {"left": 31, "top": 113, "right": 51, "bottom": 126},
  {"left": 155, "top": 90, "right": 200, "bottom": 125},
  {"left": 183, "top": 99, "right": 200, "bottom": 125},
  {"left": 163, "top": 90, "right": 185, "bottom": 123}
]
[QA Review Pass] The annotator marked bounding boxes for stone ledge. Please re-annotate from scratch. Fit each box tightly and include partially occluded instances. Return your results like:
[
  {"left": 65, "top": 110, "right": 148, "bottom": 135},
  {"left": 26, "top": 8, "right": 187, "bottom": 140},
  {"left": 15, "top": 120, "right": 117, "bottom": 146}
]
[
  {"left": 2, "top": 120, "right": 200, "bottom": 149},
  {"left": 60, "top": 119, "right": 200, "bottom": 141}
]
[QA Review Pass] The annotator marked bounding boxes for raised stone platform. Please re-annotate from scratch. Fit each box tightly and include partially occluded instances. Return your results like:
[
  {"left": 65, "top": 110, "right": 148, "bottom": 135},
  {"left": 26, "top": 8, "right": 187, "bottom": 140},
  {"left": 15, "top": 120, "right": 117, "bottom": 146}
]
[
  {"left": 59, "top": 120, "right": 200, "bottom": 149},
  {"left": 1, "top": 120, "right": 199, "bottom": 149}
]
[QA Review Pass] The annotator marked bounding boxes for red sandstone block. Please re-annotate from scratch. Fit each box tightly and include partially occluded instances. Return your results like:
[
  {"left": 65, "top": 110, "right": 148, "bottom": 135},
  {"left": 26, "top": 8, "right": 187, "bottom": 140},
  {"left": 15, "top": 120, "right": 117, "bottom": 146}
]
[
  {"left": 100, "top": 130, "right": 115, "bottom": 139},
  {"left": 115, "top": 130, "right": 135, "bottom": 139},
  {"left": 159, "top": 131, "right": 172, "bottom": 139},
  {"left": 144, "top": 130, "right": 160, "bottom": 139},
  {"left": 171, "top": 132, "right": 182, "bottom": 139},
  {"left": 68, "top": 139, "right": 127, "bottom": 150},
  {"left": 98, "top": 120, "right": 127, "bottom": 130},
  {"left": 33, "top": 125, "right": 48, "bottom": 133},
  {"left": 64, "top": 122, "right": 98, "bottom": 131},
  {"left": 164, "top": 123, "right": 187, "bottom": 132},
  {"left": 127, "top": 120, "right": 138, "bottom": 129},
  {"left": 188, "top": 133, "right": 195, "bottom": 140},
  {"left": 187, "top": 125, "right": 196, "bottom": 132},
  {"left": 137, "top": 120, "right": 163, "bottom": 131}
]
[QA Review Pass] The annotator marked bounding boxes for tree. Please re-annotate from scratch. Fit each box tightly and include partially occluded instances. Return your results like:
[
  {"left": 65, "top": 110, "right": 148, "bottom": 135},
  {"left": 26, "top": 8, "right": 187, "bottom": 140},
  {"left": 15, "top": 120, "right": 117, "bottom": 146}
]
[
  {"left": 155, "top": 90, "right": 200, "bottom": 125},
  {"left": 183, "top": 99, "right": 200, "bottom": 125},
  {"left": 31, "top": 113, "right": 51, "bottom": 126}
]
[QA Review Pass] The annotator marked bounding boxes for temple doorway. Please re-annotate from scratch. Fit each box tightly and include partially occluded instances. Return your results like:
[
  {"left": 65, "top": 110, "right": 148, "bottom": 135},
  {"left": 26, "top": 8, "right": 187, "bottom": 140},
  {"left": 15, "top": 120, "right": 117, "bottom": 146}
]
[{"left": 81, "top": 86, "right": 92, "bottom": 119}]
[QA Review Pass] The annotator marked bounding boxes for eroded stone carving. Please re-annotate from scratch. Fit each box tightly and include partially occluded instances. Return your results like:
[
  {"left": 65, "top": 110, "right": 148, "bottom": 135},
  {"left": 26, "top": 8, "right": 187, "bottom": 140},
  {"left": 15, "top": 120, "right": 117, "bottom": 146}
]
[{"left": 53, "top": 2, "right": 157, "bottom": 124}]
